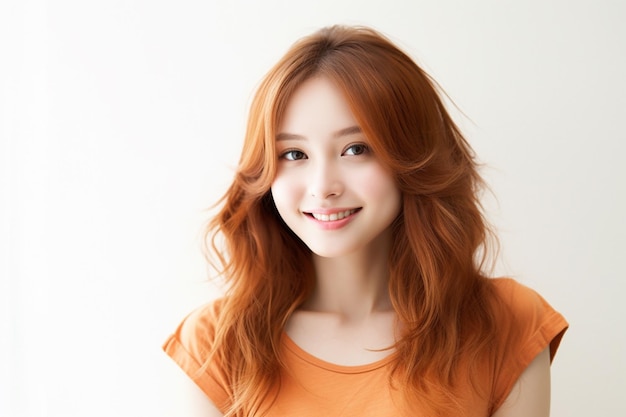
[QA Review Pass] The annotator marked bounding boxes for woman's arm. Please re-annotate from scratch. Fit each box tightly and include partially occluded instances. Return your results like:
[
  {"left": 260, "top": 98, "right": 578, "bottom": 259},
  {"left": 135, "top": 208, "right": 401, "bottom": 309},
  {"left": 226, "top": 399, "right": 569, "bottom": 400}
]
[
  {"left": 492, "top": 347, "right": 552, "bottom": 417},
  {"left": 163, "top": 358, "right": 224, "bottom": 417},
  {"left": 178, "top": 373, "right": 224, "bottom": 417}
]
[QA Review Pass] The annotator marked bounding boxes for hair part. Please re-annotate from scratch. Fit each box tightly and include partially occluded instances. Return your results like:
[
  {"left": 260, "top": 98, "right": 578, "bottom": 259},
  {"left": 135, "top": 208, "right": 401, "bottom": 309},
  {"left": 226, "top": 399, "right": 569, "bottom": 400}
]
[{"left": 204, "top": 25, "right": 500, "bottom": 416}]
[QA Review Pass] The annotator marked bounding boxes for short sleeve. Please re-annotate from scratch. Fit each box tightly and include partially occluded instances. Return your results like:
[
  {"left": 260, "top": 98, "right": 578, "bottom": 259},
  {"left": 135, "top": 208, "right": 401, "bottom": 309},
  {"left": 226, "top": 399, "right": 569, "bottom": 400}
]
[
  {"left": 162, "top": 300, "right": 232, "bottom": 412},
  {"left": 490, "top": 278, "right": 569, "bottom": 412}
]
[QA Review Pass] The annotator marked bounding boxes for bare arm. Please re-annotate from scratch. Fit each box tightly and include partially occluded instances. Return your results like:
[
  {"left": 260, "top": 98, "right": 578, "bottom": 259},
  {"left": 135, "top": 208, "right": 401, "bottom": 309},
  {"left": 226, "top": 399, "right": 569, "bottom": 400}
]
[
  {"left": 492, "top": 347, "right": 551, "bottom": 417},
  {"left": 162, "top": 357, "right": 224, "bottom": 417}
]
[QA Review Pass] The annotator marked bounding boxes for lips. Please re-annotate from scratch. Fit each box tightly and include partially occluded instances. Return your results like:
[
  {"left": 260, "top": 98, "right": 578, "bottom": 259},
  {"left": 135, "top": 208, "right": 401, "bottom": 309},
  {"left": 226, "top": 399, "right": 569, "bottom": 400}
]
[{"left": 305, "top": 208, "right": 360, "bottom": 222}]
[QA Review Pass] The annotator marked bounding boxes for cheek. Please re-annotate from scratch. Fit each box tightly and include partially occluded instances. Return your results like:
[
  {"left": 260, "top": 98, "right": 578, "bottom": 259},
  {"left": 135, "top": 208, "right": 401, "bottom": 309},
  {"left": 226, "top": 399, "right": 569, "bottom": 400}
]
[
  {"left": 356, "top": 165, "right": 400, "bottom": 201},
  {"left": 270, "top": 175, "right": 300, "bottom": 213}
]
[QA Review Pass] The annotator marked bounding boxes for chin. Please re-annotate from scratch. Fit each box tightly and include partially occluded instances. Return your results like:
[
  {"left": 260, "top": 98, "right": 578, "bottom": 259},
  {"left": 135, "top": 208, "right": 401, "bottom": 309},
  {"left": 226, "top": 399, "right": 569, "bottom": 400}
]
[{"left": 306, "top": 243, "right": 362, "bottom": 259}]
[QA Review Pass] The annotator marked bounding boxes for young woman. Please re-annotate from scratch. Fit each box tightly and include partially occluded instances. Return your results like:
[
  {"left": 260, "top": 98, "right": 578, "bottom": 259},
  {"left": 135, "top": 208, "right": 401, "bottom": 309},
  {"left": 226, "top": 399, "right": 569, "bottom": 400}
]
[{"left": 163, "top": 25, "right": 568, "bottom": 417}]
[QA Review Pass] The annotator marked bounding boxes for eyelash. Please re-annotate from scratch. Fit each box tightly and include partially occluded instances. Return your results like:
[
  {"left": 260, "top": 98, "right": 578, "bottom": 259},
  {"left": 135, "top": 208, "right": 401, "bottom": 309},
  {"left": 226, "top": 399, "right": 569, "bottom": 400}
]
[
  {"left": 343, "top": 143, "right": 369, "bottom": 156},
  {"left": 280, "top": 149, "right": 307, "bottom": 161},
  {"left": 279, "top": 143, "right": 370, "bottom": 161}
]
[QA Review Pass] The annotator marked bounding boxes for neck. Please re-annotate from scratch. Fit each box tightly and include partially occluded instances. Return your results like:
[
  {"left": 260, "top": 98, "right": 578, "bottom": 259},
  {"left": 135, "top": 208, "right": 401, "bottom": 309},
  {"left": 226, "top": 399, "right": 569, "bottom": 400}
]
[{"left": 304, "top": 237, "right": 393, "bottom": 322}]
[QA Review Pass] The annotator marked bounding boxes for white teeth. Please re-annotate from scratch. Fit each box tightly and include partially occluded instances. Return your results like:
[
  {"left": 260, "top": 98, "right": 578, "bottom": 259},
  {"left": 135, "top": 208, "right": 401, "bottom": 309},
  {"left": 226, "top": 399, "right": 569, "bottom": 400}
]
[{"left": 311, "top": 209, "right": 356, "bottom": 222}]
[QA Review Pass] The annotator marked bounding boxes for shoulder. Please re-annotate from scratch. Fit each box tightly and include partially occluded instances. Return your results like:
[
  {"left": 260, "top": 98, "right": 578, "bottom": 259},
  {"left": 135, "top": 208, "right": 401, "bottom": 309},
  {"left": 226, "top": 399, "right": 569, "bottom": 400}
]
[
  {"left": 164, "top": 298, "right": 227, "bottom": 362},
  {"left": 489, "top": 277, "right": 551, "bottom": 309},
  {"left": 486, "top": 277, "right": 568, "bottom": 360},
  {"left": 483, "top": 278, "right": 568, "bottom": 413},
  {"left": 177, "top": 299, "right": 227, "bottom": 340},
  {"left": 488, "top": 278, "right": 555, "bottom": 321},
  {"left": 162, "top": 298, "right": 232, "bottom": 412}
]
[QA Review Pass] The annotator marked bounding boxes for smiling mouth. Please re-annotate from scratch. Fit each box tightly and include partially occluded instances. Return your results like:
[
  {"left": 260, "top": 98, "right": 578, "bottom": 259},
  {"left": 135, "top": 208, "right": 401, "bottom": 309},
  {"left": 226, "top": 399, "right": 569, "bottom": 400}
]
[{"left": 306, "top": 208, "right": 360, "bottom": 222}]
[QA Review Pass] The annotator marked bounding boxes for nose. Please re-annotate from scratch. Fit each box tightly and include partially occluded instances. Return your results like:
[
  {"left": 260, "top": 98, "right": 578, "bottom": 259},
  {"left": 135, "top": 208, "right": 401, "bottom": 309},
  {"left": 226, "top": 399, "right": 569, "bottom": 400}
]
[{"left": 307, "top": 159, "right": 343, "bottom": 199}]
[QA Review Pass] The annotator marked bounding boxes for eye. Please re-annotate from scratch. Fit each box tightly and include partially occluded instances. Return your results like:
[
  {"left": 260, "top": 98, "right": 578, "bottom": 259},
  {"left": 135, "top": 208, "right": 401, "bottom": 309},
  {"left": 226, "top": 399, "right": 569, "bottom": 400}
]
[
  {"left": 343, "top": 143, "right": 369, "bottom": 156},
  {"left": 280, "top": 149, "right": 307, "bottom": 161}
]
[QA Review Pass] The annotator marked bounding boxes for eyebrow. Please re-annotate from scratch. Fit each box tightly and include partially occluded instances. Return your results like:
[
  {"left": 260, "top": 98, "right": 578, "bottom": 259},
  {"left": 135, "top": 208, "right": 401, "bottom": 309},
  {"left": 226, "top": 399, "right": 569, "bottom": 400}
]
[{"left": 276, "top": 125, "right": 363, "bottom": 141}]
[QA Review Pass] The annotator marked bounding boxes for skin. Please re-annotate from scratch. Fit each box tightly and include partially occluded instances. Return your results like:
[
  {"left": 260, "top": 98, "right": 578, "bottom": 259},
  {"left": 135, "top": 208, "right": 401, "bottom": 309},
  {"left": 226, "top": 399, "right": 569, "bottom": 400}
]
[
  {"left": 163, "top": 349, "right": 223, "bottom": 417},
  {"left": 271, "top": 77, "right": 402, "bottom": 263},
  {"left": 271, "top": 76, "right": 401, "bottom": 364},
  {"left": 173, "top": 76, "right": 552, "bottom": 416},
  {"left": 492, "top": 347, "right": 552, "bottom": 417}
]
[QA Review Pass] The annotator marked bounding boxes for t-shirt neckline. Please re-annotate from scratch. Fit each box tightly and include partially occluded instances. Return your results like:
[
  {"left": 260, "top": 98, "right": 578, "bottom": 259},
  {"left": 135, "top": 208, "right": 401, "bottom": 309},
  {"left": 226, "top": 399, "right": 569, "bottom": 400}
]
[{"left": 281, "top": 332, "right": 396, "bottom": 374}]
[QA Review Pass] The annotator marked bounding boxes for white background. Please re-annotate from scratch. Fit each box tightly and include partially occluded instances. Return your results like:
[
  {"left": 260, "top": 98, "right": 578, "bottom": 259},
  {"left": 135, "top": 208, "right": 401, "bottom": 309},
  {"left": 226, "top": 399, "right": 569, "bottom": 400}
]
[{"left": 1, "top": 1, "right": 624, "bottom": 416}]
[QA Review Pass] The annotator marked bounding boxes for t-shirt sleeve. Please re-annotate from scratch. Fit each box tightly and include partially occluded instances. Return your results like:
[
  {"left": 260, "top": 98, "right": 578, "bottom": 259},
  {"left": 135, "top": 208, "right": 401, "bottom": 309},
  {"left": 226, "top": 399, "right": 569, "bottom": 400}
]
[
  {"left": 490, "top": 278, "right": 569, "bottom": 412},
  {"left": 162, "top": 300, "right": 232, "bottom": 413}
]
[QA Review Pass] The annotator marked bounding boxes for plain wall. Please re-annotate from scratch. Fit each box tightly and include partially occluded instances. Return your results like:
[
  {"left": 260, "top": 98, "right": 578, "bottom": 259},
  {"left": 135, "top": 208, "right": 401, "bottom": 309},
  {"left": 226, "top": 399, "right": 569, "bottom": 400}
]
[{"left": 1, "top": 0, "right": 624, "bottom": 416}]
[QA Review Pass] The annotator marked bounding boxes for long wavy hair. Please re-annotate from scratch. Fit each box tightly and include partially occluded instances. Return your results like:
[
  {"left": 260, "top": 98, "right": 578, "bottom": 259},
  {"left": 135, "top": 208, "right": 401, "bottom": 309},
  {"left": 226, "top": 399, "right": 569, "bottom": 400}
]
[{"left": 205, "top": 25, "right": 500, "bottom": 416}]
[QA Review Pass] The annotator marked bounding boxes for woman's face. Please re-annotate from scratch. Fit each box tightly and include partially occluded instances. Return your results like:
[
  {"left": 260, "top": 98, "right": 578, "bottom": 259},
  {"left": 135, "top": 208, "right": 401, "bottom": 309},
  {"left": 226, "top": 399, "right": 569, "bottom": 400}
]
[{"left": 271, "top": 76, "right": 401, "bottom": 259}]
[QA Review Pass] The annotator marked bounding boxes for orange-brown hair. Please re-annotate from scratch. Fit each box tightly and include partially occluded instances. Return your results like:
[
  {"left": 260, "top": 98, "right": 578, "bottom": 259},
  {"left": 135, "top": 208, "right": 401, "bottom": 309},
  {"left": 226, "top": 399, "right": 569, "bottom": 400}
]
[{"left": 205, "top": 25, "right": 499, "bottom": 416}]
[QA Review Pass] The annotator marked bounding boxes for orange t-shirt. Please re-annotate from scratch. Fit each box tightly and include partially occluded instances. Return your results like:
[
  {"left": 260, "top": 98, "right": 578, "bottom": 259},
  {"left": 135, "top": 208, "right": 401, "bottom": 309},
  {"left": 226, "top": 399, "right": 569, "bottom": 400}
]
[{"left": 163, "top": 278, "right": 568, "bottom": 416}]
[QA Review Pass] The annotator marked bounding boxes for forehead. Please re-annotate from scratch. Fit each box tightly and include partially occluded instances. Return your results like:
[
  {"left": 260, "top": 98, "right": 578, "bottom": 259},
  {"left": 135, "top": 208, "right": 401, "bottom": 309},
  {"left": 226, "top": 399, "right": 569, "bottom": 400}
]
[{"left": 277, "top": 76, "right": 359, "bottom": 138}]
